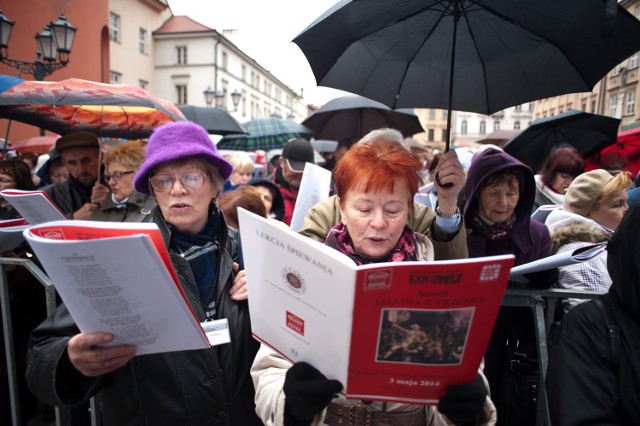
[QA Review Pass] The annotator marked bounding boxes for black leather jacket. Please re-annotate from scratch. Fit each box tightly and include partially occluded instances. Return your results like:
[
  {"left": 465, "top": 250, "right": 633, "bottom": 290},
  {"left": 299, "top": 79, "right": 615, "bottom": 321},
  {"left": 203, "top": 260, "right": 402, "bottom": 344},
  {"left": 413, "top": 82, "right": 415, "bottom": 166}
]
[{"left": 25, "top": 206, "right": 261, "bottom": 425}]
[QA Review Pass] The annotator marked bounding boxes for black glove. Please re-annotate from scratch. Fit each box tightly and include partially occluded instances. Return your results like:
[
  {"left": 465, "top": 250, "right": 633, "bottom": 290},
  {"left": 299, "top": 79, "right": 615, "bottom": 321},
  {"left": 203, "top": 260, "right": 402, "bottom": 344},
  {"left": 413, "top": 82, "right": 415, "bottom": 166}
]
[
  {"left": 523, "top": 267, "right": 559, "bottom": 289},
  {"left": 438, "top": 373, "right": 487, "bottom": 425},
  {"left": 283, "top": 361, "right": 343, "bottom": 424}
]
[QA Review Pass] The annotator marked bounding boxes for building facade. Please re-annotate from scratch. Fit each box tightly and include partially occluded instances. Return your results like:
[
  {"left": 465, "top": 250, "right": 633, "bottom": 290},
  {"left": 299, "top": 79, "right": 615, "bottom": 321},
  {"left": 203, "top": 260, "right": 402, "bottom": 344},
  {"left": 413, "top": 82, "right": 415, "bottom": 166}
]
[
  {"left": 152, "top": 15, "right": 307, "bottom": 123},
  {"left": 534, "top": 1, "right": 640, "bottom": 129},
  {"left": 108, "top": 0, "right": 171, "bottom": 94},
  {"left": 453, "top": 103, "right": 535, "bottom": 147}
]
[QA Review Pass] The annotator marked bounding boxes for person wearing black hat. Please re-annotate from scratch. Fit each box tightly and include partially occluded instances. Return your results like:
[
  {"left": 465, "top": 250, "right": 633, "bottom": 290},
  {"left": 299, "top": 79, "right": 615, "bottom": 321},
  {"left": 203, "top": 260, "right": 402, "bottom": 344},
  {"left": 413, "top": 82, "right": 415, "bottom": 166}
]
[
  {"left": 248, "top": 177, "right": 285, "bottom": 221},
  {"left": 273, "top": 138, "right": 315, "bottom": 226},
  {"left": 41, "top": 131, "right": 109, "bottom": 219}
]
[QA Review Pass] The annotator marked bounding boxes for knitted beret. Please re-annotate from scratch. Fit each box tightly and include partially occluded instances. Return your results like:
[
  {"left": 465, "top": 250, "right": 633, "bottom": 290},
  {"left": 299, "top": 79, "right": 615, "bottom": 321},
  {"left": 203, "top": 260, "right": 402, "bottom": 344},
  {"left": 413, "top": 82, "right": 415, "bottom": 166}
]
[
  {"left": 564, "top": 169, "right": 614, "bottom": 217},
  {"left": 134, "top": 121, "right": 232, "bottom": 195}
]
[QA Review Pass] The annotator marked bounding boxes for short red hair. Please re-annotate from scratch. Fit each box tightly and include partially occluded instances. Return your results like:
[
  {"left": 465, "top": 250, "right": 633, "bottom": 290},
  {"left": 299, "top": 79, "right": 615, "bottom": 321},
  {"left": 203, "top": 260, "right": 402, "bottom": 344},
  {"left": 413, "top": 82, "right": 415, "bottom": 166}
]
[{"left": 333, "top": 139, "right": 423, "bottom": 205}]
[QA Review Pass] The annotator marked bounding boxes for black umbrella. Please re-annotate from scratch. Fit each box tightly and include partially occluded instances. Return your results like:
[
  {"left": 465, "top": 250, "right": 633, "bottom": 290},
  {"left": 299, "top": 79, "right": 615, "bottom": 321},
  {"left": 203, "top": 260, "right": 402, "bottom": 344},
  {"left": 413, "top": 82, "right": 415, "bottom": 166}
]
[
  {"left": 503, "top": 110, "right": 621, "bottom": 172},
  {"left": 293, "top": 0, "right": 640, "bottom": 151},
  {"left": 302, "top": 94, "right": 424, "bottom": 141},
  {"left": 178, "top": 105, "right": 247, "bottom": 135}
]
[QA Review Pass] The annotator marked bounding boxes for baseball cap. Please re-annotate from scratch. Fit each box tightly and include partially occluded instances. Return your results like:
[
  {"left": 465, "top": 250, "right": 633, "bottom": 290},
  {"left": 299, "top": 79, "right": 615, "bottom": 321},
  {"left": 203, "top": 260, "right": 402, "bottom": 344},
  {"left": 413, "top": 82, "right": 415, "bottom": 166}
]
[{"left": 282, "top": 138, "right": 314, "bottom": 173}]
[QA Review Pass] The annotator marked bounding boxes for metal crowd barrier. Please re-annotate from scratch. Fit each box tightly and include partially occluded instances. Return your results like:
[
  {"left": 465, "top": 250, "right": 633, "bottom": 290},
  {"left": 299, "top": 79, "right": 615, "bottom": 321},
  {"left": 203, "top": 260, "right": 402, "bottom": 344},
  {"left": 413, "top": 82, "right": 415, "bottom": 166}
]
[
  {"left": 2, "top": 255, "right": 605, "bottom": 426},
  {"left": 503, "top": 287, "right": 605, "bottom": 426},
  {"left": 0, "top": 256, "right": 100, "bottom": 426}
]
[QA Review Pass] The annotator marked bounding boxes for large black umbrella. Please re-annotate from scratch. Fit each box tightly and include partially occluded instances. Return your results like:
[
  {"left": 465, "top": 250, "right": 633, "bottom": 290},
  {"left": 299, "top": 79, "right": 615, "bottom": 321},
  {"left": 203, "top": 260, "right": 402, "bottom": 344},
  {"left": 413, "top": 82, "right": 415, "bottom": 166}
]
[
  {"left": 302, "top": 94, "right": 424, "bottom": 141},
  {"left": 178, "top": 105, "right": 247, "bottom": 135},
  {"left": 293, "top": 0, "right": 640, "bottom": 151},
  {"left": 503, "top": 110, "right": 621, "bottom": 172}
]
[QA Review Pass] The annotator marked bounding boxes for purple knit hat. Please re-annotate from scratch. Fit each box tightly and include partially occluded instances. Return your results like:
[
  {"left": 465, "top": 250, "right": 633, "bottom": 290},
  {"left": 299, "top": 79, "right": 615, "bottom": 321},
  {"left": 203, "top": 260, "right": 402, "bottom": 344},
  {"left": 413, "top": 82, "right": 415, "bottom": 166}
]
[{"left": 134, "top": 121, "right": 233, "bottom": 195}]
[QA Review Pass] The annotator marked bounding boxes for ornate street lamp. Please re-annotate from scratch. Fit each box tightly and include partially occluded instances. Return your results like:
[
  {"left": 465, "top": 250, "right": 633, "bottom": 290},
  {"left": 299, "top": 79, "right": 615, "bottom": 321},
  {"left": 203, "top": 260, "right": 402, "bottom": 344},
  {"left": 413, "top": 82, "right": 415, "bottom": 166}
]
[
  {"left": 0, "top": 11, "right": 77, "bottom": 80},
  {"left": 230, "top": 89, "right": 242, "bottom": 111},
  {"left": 203, "top": 86, "right": 215, "bottom": 107},
  {"left": 214, "top": 90, "right": 225, "bottom": 109}
]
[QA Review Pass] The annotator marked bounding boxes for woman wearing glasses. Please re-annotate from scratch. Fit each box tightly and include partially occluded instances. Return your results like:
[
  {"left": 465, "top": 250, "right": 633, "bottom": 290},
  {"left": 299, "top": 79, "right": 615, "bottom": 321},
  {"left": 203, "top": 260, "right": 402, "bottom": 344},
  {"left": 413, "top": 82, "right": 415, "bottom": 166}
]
[
  {"left": 90, "top": 139, "right": 156, "bottom": 222},
  {"left": 26, "top": 122, "right": 262, "bottom": 425}
]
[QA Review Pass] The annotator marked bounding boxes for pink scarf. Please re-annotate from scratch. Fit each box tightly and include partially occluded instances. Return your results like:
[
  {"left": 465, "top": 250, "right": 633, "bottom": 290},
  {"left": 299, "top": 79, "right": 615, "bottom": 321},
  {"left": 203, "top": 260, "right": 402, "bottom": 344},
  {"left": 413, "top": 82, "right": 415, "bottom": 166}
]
[{"left": 325, "top": 222, "right": 418, "bottom": 265}]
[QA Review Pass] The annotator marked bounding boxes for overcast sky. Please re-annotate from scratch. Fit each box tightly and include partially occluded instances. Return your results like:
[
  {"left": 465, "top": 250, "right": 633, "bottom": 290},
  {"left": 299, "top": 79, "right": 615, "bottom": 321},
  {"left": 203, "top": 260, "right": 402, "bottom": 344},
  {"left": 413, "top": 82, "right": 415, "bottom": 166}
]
[{"left": 167, "top": 0, "right": 347, "bottom": 106}]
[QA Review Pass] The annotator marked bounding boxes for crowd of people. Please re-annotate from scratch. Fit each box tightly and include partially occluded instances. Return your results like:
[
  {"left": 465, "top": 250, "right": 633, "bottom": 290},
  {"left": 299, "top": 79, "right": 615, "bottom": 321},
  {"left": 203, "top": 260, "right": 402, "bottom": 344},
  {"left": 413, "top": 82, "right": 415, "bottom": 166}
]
[{"left": 1, "top": 122, "right": 638, "bottom": 426}]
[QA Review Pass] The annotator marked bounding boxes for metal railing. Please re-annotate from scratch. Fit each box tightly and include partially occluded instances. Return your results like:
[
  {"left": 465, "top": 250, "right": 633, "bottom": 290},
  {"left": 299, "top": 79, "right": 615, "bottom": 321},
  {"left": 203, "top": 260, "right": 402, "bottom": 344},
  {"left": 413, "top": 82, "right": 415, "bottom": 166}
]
[{"left": 502, "top": 287, "right": 605, "bottom": 426}]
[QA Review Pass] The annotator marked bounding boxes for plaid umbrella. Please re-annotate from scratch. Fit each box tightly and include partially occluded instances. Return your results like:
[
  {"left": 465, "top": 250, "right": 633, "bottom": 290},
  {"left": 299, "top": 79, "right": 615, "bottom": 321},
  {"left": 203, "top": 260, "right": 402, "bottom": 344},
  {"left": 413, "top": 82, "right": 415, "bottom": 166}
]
[{"left": 217, "top": 117, "right": 314, "bottom": 151}]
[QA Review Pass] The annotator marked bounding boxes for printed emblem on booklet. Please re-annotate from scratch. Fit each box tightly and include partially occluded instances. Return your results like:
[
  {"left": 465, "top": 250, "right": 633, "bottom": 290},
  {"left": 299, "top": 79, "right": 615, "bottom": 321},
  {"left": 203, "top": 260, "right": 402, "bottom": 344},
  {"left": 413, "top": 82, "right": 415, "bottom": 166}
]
[
  {"left": 282, "top": 267, "right": 306, "bottom": 293},
  {"left": 479, "top": 264, "right": 502, "bottom": 282},
  {"left": 363, "top": 269, "right": 392, "bottom": 291},
  {"left": 286, "top": 310, "right": 304, "bottom": 336}
]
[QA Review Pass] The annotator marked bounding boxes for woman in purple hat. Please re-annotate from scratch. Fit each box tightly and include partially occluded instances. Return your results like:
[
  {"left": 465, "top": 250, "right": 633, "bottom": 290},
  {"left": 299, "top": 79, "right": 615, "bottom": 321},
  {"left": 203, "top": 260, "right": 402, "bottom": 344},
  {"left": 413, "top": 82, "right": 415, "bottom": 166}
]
[{"left": 26, "top": 122, "right": 262, "bottom": 425}]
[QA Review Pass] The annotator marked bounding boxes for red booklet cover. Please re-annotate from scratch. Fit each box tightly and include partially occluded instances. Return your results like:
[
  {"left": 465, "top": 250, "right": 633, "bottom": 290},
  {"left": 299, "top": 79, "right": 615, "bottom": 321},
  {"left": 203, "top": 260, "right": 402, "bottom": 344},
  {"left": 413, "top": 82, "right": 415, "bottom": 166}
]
[{"left": 346, "top": 258, "right": 512, "bottom": 404}]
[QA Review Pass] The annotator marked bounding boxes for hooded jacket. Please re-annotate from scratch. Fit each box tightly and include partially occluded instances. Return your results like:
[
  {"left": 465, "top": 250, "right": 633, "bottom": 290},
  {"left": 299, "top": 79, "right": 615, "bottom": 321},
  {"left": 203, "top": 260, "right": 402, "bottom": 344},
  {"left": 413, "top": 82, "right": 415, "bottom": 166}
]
[
  {"left": 547, "top": 204, "right": 640, "bottom": 425},
  {"left": 464, "top": 148, "right": 551, "bottom": 266},
  {"left": 25, "top": 206, "right": 262, "bottom": 426}
]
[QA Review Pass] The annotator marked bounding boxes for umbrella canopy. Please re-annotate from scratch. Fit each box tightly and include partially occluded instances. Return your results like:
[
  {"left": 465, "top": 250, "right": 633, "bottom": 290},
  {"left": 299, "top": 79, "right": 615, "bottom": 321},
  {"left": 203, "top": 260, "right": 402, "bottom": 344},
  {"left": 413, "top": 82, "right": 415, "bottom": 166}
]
[
  {"left": 503, "top": 110, "right": 621, "bottom": 173},
  {"left": 586, "top": 125, "right": 640, "bottom": 178},
  {"left": 12, "top": 135, "right": 57, "bottom": 155},
  {"left": 475, "top": 129, "right": 521, "bottom": 148},
  {"left": 217, "top": 117, "right": 314, "bottom": 151},
  {"left": 293, "top": 0, "right": 640, "bottom": 150},
  {"left": 302, "top": 94, "right": 423, "bottom": 141},
  {"left": 0, "top": 74, "right": 185, "bottom": 139},
  {"left": 178, "top": 105, "right": 247, "bottom": 135}
]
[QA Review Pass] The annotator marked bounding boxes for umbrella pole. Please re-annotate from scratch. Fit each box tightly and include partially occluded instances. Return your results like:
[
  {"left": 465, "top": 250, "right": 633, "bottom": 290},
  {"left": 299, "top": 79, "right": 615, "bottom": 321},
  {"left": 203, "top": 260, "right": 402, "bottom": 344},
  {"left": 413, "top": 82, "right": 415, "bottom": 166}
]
[{"left": 445, "top": 0, "right": 462, "bottom": 153}]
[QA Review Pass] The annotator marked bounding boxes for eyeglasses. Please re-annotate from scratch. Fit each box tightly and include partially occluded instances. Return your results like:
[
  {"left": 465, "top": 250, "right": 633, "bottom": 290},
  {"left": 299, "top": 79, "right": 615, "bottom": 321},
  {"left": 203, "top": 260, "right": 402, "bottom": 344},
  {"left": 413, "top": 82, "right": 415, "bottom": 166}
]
[
  {"left": 149, "top": 172, "right": 208, "bottom": 193},
  {"left": 104, "top": 171, "right": 135, "bottom": 182}
]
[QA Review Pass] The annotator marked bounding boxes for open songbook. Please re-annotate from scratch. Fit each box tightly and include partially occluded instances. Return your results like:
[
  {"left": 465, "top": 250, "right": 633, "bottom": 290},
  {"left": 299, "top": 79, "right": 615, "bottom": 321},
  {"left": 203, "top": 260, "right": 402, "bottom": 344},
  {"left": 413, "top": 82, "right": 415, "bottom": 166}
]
[
  {"left": 23, "top": 220, "right": 212, "bottom": 355},
  {"left": 238, "top": 208, "right": 514, "bottom": 405}
]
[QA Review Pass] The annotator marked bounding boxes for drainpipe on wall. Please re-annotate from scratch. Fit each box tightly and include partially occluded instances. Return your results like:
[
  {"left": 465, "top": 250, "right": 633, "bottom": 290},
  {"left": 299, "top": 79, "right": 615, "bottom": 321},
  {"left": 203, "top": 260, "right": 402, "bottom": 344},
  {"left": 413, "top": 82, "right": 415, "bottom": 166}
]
[{"left": 214, "top": 32, "right": 221, "bottom": 92}]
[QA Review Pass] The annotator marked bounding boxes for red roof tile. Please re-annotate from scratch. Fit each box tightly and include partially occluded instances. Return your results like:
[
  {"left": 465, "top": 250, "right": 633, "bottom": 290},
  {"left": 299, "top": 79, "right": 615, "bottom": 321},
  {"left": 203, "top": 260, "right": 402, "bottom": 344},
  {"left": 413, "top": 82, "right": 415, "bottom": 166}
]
[{"left": 155, "top": 15, "right": 214, "bottom": 34}]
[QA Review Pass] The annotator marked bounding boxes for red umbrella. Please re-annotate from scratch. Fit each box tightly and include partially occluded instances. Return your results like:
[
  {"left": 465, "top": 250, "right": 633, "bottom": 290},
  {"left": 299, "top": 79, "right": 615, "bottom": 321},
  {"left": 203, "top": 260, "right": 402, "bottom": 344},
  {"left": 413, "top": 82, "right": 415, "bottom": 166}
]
[
  {"left": 12, "top": 135, "right": 58, "bottom": 155},
  {"left": 586, "top": 125, "right": 640, "bottom": 178},
  {"left": 0, "top": 74, "right": 185, "bottom": 139}
]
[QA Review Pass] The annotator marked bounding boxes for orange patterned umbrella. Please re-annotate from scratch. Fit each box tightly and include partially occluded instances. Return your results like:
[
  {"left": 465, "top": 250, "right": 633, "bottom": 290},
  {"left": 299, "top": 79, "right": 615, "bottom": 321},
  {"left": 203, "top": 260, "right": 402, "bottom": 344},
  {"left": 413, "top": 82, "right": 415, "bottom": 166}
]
[{"left": 0, "top": 75, "right": 185, "bottom": 138}]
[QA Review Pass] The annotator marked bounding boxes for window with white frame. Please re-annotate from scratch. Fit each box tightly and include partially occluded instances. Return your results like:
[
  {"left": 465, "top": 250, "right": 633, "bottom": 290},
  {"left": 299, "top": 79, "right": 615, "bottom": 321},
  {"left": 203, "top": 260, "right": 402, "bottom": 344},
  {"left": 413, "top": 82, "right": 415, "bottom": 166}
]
[
  {"left": 630, "top": 52, "right": 639, "bottom": 69},
  {"left": 514, "top": 121, "right": 521, "bottom": 130},
  {"left": 110, "top": 71, "right": 121, "bottom": 84},
  {"left": 222, "top": 51, "right": 228, "bottom": 70},
  {"left": 515, "top": 104, "right": 522, "bottom": 112},
  {"left": 494, "top": 120, "right": 500, "bottom": 131},
  {"left": 461, "top": 120, "right": 467, "bottom": 134},
  {"left": 441, "top": 129, "right": 447, "bottom": 142},
  {"left": 109, "top": 12, "right": 121, "bottom": 43},
  {"left": 429, "top": 109, "right": 436, "bottom": 119},
  {"left": 626, "top": 91, "right": 635, "bottom": 116},
  {"left": 529, "top": 102, "right": 534, "bottom": 112},
  {"left": 176, "top": 46, "right": 187, "bottom": 65},
  {"left": 139, "top": 28, "right": 148, "bottom": 54},
  {"left": 176, "top": 85, "right": 187, "bottom": 105},
  {"left": 479, "top": 121, "right": 486, "bottom": 134},
  {"left": 610, "top": 95, "right": 618, "bottom": 117},
  {"left": 612, "top": 64, "right": 622, "bottom": 76},
  {"left": 428, "top": 129, "right": 434, "bottom": 141},
  {"left": 242, "top": 65, "right": 246, "bottom": 82}
]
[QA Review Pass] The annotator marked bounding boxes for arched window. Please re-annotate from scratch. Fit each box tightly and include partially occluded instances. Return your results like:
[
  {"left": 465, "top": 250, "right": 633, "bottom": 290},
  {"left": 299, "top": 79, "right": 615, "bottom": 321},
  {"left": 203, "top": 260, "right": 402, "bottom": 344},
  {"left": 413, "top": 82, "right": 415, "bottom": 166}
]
[
  {"left": 479, "top": 121, "right": 486, "bottom": 134},
  {"left": 461, "top": 120, "right": 468, "bottom": 134}
]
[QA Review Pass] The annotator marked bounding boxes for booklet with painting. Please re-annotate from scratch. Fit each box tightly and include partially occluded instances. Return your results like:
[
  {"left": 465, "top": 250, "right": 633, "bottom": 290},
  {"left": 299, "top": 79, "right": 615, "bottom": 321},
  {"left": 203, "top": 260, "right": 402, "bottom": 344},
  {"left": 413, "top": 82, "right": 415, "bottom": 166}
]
[
  {"left": 22, "top": 220, "right": 216, "bottom": 356},
  {"left": 238, "top": 208, "right": 514, "bottom": 405}
]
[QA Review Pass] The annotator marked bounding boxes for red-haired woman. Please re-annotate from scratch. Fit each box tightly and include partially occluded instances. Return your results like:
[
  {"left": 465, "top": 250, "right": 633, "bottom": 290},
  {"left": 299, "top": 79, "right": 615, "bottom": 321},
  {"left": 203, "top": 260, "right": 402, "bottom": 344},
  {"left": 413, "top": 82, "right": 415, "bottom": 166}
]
[
  {"left": 534, "top": 146, "right": 585, "bottom": 210},
  {"left": 251, "top": 136, "right": 496, "bottom": 426}
]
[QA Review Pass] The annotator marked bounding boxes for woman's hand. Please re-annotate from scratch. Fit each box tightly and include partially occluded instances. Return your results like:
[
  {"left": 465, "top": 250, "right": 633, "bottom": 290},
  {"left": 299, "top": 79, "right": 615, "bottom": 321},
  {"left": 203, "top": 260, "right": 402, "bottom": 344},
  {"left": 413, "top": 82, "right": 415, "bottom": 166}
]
[
  {"left": 434, "top": 151, "right": 465, "bottom": 214},
  {"left": 230, "top": 262, "right": 248, "bottom": 301},
  {"left": 67, "top": 332, "right": 136, "bottom": 377}
]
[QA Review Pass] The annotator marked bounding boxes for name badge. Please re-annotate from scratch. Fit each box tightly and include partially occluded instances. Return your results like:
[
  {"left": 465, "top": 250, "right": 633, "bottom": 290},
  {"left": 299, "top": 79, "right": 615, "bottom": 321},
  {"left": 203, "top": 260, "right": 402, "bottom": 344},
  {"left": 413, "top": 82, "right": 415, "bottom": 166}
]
[{"left": 200, "top": 318, "right": 231, "bottom": 346}]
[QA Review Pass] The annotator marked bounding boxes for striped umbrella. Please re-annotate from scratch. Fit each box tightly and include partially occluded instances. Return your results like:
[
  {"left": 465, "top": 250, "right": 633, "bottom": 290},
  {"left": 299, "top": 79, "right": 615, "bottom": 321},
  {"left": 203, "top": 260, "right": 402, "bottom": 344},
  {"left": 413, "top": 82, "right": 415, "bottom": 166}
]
[{"left": 217, "top": 117, "right": 314, "bottom": 151}]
